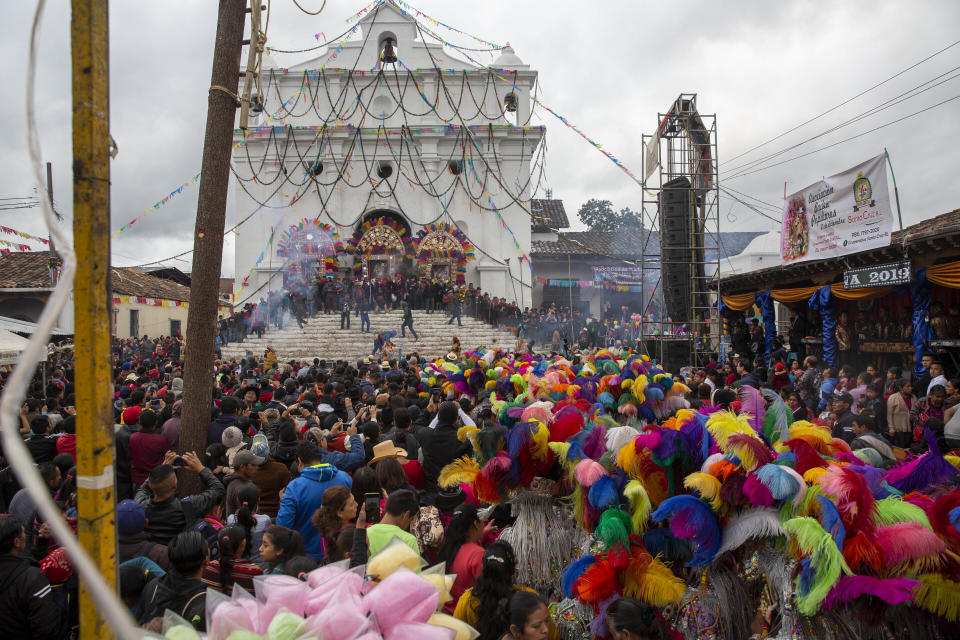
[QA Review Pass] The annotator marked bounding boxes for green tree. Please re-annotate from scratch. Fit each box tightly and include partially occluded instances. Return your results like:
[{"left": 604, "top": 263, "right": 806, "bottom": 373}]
[
  {"left": 577, "top": 199, "right": 616, "bottom": 231},
  {"left": 578, "top": 199, "right": 642, "bottom": 231}
]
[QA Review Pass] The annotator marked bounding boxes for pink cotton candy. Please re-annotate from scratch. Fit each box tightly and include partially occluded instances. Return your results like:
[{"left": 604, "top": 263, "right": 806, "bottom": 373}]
[
  {"left": 304, "top": 605, "right": 371, "bottom": 640},
  {"left": 306, "top": 563, "right": 346, "bottom": 589},
  {"left": 363, "top": 570, "right": 439, "bottom": 633},
  {"left": 384, "top": 623, "right": 454, "bottom": 640},
  {"left": 304, "top": 570, "right": 364, "bottom": 615},
  {"left": 257, "top": 574, "right": 309, "bottom": 619},
  {"left": 208, "top": 600, "right": 259, "bottom": 640}
]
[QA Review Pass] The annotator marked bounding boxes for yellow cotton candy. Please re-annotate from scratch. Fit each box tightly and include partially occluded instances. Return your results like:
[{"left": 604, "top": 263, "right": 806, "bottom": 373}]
[
  {"left": 368, "top": 541, "right": 421, "bottom": 579},
  {"left": 422, "top": 573, "right": 455, "bottom": 607},
  {"left": 429, "top": 613, "right": 479, "bottom": 640}
]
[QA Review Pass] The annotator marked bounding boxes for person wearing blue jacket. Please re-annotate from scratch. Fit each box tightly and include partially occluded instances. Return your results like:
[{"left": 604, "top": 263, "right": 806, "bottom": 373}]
[
  {"left": 320, "top": 432, "right": 365, "bottom": 472},
  {"left": 276, "top": 441, "right": 352, "bottom": 561}
]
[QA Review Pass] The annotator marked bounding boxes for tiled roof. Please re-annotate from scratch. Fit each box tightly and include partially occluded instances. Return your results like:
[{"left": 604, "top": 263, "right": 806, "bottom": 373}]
[
  {"left": 529, "top": 199, "right": 570, "bottom": 230},
  {"left": 531, "top": 230, "right": 763, "bottom": 260},
  {"left": 0, "top": 251, "right": 58, "bottom": 288},
  {"left": 0, "top": 252, "right": 192, "bottom": 301},
  {"left": 111, "top": 267, "right": 192, "bottom": 302}
]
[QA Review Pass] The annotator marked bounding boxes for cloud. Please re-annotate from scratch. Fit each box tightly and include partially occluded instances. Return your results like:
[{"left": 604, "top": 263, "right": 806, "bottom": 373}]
[{"left": 1, "top": 0, "right": 958, "bottom": 278}]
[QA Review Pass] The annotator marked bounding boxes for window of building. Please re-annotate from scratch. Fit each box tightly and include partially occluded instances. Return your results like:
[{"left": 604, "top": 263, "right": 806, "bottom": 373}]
[{"left": 129, "top": 309, "right": 139, "bottom": 338}]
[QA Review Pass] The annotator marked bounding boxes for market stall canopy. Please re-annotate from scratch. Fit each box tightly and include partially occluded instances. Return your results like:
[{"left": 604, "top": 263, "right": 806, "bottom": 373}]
[
  {"left": 0, "top": 315, "right": 71, "bottom": 336},
  {"left": 0, "top": 328, "right": 46, "bottom": 365}
]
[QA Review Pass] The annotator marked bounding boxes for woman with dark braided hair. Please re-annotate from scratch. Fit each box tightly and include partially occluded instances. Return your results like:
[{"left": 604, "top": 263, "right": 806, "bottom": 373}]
[
  {"left": 605, "top": 596, "right": 672, "bottom": 640},
  {"left": 201, "top": 524, "right": 262, "bottom": 593},
  {"left": 453, "top": 540, "right": 559, "bottom": 640},
  {"left": 225, "top": 484, "right": 270, "bottom": 567}
]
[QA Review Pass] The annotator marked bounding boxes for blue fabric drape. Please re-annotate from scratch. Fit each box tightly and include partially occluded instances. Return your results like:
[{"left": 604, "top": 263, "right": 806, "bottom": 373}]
[
  {"left": 754, "top": 290, "right": 776, "bottom": 365},
  {"left": 808, "top": 285, "right": 837, "bottom": 366},
  {"left": 909, "top": 268, "right": 934, "bottom": 377}
]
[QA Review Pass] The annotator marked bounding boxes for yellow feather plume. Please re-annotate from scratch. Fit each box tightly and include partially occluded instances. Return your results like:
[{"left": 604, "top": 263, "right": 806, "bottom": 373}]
[
  {"left": 623, "top": 479, "right": 652, "bottom": 532},
  {"left": 683, "top": 472, "right": 724, "bottom": 512},
  {"left": 915, "top": 573, "right": 960, "bottom": 622},
  {"left": 617, "top": 441, "right": 642, "bottom": 479},
  {"left": 627, "top": 557, "right": 685, "bottom": 607},
  {"left": 457, "top": 425, "right": 479, "bottom": 444},
  {"left": 945, "top": 454, "right": 960, "bottom": 470},
  {"left": 786, "top": 422, "right": 834, "bottom": 454},
  {"left": 438, "top": 456, "right": 479, "bottom": 489},
  {"left": 706, "top": 410, "right": 752, "bottom": 450},
  {"left": 529, "top": 420, "right": 549, "bottom": 460},
  {"left": 803, "top": 466, "right": 828, "bottom": 485}
]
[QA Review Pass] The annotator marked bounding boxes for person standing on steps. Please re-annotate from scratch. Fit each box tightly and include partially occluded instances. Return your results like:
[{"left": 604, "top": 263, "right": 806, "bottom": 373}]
[
  {"left": 447, "top": 286, "right": 462, "bottom": 327},
  {"left": 340, "top": 292, "right": 352, "bottom": 330},
  {"left": 359, "top": 288, "right": 371, "bottom": 334},
  {"left": 400, "top": 297, "right": 419, "bottom": 341}
]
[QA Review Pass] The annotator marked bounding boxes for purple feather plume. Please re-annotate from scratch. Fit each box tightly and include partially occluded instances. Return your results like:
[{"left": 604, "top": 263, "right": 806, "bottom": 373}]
[
  {"left": 582, "top": 424, "right": 608, "bottom": 460},
  {"left": 738, "top": 385, "right": 766, "bottom": 434},
  {"left": 821, "top": 576, "right": 920, "bottom": 610}
]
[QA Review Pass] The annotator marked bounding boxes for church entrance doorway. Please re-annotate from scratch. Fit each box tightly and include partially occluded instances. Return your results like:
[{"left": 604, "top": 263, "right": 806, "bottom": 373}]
[{"left": 349, "top": 212, "right": 412, "bottom": 282}]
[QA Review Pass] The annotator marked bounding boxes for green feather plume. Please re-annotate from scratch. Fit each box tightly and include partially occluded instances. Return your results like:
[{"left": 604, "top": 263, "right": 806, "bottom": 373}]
[
  {"left": 783, "top": 516, "right": 853, "bottom": 616},
  {"left": 596, "top": 508, "right": 632, "bottom": 550},
  {"left": 873, "top": 496, "right": 933, "bottom": 530}
]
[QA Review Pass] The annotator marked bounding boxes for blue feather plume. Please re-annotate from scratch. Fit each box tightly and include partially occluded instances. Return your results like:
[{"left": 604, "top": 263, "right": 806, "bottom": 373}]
[
  {"left": 598, "top": 391, "right": 616, "bottom": 409},
  {"left": 588, "top": 475, "right": 620, "bottom": 509},
  {"left": 949, "top": 506, "right": 960, "bottom": 534},
  {"left": 642, "top": 528, "right": 693, "bottom": 566},
  {"left": 816, "top": 495, "right": 846, "bottom": 550},
  {"left": 561, "top": 555, "right": 595, "bottom": 598},
  {"left": 638, "top": 405, "right": 656, "bottom": 423},
  {"left": 650, "top": 495, "right": 720, "bottom": 566},
  {"left": 755, "top": 464, "right": 801, "bottom": 502}
]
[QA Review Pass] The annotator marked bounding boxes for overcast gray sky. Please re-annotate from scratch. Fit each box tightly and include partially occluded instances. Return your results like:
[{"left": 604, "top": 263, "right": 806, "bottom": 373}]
[{"left": 2, "top": 0, "right": 958, "bottom": 276}]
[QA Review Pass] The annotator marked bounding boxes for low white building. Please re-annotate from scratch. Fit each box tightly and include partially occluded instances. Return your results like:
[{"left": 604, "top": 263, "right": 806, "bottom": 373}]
[{"left": 720, "top": 230, "right": 782, "bottom": 275}]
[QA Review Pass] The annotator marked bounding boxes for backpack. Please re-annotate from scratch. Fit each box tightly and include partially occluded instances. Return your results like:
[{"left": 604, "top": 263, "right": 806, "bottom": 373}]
[{"left": 193, "top": 518, "right": 222, "bottom": 560}]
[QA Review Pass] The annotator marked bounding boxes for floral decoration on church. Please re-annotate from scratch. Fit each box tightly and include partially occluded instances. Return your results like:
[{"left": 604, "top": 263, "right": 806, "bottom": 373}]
[
  {"left": 413, "top": 222, "right": 475, "bottom": 283},
  {"left": 347, "top": 216, "right": 413, "bottom": 259},
  {"left": 276, "top": 218, "right": 344, "bottom": 276}
]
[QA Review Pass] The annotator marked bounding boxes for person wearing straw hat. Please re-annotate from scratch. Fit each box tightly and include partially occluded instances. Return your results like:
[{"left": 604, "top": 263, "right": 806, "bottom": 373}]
[{"left": 367, "top": 440, "right": 407, "bottom": 466}]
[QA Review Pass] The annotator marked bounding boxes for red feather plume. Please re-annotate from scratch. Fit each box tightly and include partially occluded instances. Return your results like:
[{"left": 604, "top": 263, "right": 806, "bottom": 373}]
[
  {"left": 783, "top": 438, "right": 828, "bottom": 476},
  {"left": 573, "top": 557, "right": 617, "bottom": 603}
]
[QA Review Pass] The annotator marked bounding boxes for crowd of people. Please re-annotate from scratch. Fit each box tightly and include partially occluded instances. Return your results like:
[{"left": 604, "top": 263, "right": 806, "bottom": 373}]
[
  {"left": 216, "top": 272, "right": 657, "bottom": 355},
  {"left": 2, "top": 322, "right": 960, "bottom": 638}
]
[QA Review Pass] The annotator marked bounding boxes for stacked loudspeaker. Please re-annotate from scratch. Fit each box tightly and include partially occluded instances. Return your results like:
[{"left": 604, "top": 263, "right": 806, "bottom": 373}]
[{"left": 658, "top": 176, "right": 706, "bottom": 327}]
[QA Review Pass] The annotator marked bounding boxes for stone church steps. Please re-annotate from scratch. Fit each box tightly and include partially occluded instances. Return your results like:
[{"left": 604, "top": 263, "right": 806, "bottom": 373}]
[{"left": 220, "top": 310, "right": 519, "bottom": 361}]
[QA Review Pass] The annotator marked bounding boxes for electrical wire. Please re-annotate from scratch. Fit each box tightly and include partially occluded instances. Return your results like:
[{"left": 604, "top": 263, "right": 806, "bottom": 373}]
[
  {"left": 723, "top": 38, "right": 960, "bottom": 166},
  {"left": 726, "top": 94, "right": 960, "bottom": 180},
  {"left": 0, "top": 1, "right": 139, "bottom": 638},
  {"left": 290, "top": 0, "right": 325, "bottom": 15},
  {"left": 719, "top": 187, "right": 783, "bottom": 225},
  {"left": 725, "top": 65, "right": 960, "bottom": 178}
]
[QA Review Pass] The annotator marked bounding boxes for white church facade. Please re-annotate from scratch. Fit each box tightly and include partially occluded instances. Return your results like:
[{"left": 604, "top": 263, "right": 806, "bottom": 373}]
[{"left": 232, "top": 3, "right": 542, "bottom": 306}]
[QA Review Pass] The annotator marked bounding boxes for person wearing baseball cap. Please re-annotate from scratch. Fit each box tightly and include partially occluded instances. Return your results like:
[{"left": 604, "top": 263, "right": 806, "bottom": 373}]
[
  {"left": 117, "top": 499, "right": 171, "bottom": 571},
  {"left": 225, "top": 449, "right": 265, "bottom": 517},
  {"left": 832, "top": 392, "right": 856, "bottom": 443}
]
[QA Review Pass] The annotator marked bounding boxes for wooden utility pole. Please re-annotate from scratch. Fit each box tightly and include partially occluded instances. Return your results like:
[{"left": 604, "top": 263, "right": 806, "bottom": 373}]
[
  {"left": 71, "top": 1, "right": 116, "bottom": 638},
  {"left": 180, "top": 0, "right": 246, "bottom": 488}
]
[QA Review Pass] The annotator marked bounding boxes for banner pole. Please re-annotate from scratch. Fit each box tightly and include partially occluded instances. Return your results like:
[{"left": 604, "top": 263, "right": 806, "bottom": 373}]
[{"left": 884, "top": 148, "right": 904, "bottom": 234}]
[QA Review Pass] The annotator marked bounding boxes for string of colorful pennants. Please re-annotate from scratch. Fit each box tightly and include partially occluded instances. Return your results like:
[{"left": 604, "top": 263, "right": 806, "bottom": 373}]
[
  {"left": 111, "top": 295, "right": 189, "bottom": 308},
  {"left": 0, "top": 226, "right": 50, "bottom": 251}
]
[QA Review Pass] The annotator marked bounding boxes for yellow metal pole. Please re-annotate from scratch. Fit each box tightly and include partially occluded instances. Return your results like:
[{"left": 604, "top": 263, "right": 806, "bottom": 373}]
[{"left": 71, "top": 1, "right": 116, "bottom": 638}]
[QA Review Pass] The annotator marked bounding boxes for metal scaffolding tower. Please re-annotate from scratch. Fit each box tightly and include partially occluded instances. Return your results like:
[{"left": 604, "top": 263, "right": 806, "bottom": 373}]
[{"left": 639, "top": 94, "right": 721, "bottom": 370}]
